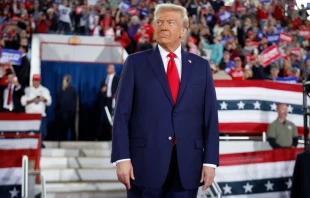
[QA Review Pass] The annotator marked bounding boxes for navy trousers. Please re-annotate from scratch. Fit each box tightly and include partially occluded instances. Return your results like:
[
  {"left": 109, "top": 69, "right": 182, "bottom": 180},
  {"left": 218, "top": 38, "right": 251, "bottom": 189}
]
[{"left": 127, "top": 146, "right": 198, "bottom": 198}]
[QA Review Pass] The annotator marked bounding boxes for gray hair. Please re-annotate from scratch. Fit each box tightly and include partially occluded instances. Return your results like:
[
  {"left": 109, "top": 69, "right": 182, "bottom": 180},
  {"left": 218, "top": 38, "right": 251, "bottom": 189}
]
[{"left": 154, "top": 4, "right": 189, "bottom": 29}]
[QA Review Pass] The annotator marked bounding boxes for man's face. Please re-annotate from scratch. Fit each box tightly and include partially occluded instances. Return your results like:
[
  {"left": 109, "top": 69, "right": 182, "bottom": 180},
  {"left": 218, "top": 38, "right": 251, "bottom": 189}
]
[
  {"left": 153, "top": 10, "right": 186, "bottom": 50},
  {"left": 277, "top": 104, "right": 288, "bottom": 119},
  {"left": 223, "top": 53, "right": 230, "bottom": 60},
  {"left": 106, "top": 65, "right": 115, "bottom": 74},
  {"left": 7, "top": 74, "right": 14, "bottom": 83},
  {"left": 271, "top": 67, "right": 279, "bottom": 77},
  {"left": 33, "top": 80, "right": 40, "bottom": 88},
  {"left": 235, "top": 60, "right": 242, "bottom": 68}
]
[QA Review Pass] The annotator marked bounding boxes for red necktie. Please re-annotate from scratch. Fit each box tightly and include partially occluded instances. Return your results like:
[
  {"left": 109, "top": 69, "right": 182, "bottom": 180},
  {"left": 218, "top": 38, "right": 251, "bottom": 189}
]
[
  {"left": 167, "top": 52, "right": 180, "bottom": 146},
  {"left": 7, "top": 84, "right": 12, "bottom": 105}
]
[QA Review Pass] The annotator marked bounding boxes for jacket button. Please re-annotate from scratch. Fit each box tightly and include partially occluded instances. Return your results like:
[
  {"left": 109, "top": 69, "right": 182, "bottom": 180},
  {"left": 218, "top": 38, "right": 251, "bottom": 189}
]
[
  {"left": 168, "top": 136, "right": 172, "bottom": 140},
  {"left": 173, "top": 113, "right": 177, "bottom": 117}
]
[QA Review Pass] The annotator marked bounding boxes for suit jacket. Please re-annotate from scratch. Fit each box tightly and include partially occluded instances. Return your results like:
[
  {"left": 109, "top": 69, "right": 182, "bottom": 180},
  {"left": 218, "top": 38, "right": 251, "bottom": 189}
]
[
  {"left": 0, "top": 84, "right": 24, "bottom": 113},
  {"left": 111, "top": 46, "right": 219, "bottom": 190},
  {"left": 55, "top": 85, "right": 77, "bottom": 119},
  {"left": 13, "top": 55, "right": 31, "bottom": 87},
  {"left": 100, "top": 74, "right": 120, "bottom": 98},
  {"left": 291, "top": 151, "right": 310, "bottom": 198}
]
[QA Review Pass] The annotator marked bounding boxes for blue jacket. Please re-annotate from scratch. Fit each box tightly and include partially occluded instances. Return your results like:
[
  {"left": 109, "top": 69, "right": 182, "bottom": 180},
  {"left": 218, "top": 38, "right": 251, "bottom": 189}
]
[{"left": 111, "top": 45, "right": 219, "bottom": 190}]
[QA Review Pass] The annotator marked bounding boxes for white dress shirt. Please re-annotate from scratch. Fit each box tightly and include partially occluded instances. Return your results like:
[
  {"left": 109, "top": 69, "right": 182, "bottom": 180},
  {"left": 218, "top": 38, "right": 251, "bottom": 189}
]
[
  {"left": 115, "top": 45, "right": 216, "bottom": 169},
  {"left": 21, "top": 85, "right": 52, "bottom": 117},
  {"left": 106, "top": 73, "right": 115, "bottom": 97}
]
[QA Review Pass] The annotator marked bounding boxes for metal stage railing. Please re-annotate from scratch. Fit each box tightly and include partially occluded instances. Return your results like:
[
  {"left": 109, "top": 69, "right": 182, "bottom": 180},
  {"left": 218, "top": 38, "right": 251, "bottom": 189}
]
[{"left": 22, "top": 155, "right": 47, "bottom": 198}]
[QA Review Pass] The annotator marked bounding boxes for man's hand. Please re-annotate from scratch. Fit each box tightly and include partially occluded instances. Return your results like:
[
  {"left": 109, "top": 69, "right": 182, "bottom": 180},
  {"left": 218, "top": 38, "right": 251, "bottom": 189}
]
[
  {"left": 116, "top": 160, "right": 135, "bottom": 189},
  {"left": 200, "top": 166, "right": 215, "bottom": 191},
  {"left": 101, "top": 86, "right": 107, "bottom": 92},
  {"left": 39, "top": 96, "right": 46, "bottom": 102}
]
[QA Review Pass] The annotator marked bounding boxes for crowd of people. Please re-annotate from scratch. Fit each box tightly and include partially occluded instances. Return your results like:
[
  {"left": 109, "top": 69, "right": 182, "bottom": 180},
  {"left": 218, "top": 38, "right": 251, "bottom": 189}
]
[
  {"left": 1, "top": 0, "right": 310, "bottom": 83},
  {"left": 0, "top": 0, "right": 309, "bottom": 140},
  {"left": 0, "top": 0, "right": 308, "bottom": 76}
]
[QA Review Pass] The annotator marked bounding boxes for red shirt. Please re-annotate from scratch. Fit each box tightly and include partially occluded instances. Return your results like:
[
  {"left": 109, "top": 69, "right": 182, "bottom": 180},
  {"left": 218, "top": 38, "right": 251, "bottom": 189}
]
[
  {"left": 273, "top": 5, "right": 284, "bottom": 20},
  {"left": 114, "top": 32, "right": 131, "bottom": 48},
  {"left": 35, "top": 19, "right": 51, "bottom": 33},
  {"left": 292, "top": 18, "right": 301, "bottom": 30},
  {"left": 141, "top": 24, "right": 153, "bottom": 40},
  {"left": 100, "top": 17, "right": 115, "bottom": 29},
  {"left": 257, "top": 7, "right": 269, "bottom": 21},
  {"left": 229, "top": 68, "right": 244, "bottom": 80}
]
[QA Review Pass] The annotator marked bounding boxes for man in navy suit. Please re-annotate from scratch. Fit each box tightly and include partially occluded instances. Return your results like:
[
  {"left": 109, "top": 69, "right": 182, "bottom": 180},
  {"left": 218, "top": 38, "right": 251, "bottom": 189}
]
[{"left": 111, "top": 3, "right": 219, "bottom": 198}]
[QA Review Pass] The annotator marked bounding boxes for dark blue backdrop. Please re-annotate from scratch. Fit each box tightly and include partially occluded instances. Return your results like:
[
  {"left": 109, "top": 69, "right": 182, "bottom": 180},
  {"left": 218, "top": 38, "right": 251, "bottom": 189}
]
[{"left": 41, "top": 61, "right": 123, "bottom": 140}]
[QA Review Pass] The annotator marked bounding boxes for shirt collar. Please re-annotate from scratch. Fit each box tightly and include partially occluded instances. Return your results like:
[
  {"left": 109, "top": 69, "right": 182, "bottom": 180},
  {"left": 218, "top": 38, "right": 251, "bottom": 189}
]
[{"left": 158, "top": 44, "right": 182, "bottom": 60}]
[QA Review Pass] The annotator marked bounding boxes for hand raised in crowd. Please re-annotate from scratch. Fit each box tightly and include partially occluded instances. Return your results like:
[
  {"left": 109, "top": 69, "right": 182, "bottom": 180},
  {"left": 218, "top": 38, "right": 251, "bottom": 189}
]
[{"left": 13, "top": 77, "right": 20, "bottom": 87}]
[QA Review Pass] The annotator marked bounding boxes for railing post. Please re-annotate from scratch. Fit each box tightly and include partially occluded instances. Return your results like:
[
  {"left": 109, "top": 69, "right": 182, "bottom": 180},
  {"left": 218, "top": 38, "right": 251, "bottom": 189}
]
[
  {"left": 41, "top": 174, "right": 47, "bottom": 198},
  {"left": 262, "top": 132, "right": 266, "bottom": 142},
  {"left": 22, "top": 155, "right": 28, "bottom": 198}
]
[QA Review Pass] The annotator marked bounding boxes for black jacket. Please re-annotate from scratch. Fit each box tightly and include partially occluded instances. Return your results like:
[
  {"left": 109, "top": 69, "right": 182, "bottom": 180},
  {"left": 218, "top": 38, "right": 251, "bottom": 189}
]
[
  {"left": 100, "top": 75, "right": 120, "bottom": 98},
  {"left": 0, "top": 84, "right": 24, "bottom": 113}
]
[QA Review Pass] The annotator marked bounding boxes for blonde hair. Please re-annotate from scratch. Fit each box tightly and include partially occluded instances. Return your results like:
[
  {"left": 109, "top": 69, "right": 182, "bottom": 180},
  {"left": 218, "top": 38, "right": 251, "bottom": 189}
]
[
  {"left": 154, "top": 4, "right": 189, "bottom": 28},
  {"left": 62, "top": 74, "right": 71, "bottom": 90}
]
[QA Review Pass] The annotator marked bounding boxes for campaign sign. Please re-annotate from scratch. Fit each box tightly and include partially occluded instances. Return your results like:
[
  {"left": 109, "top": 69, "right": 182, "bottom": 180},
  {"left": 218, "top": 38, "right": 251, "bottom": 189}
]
[
  {"left": 299, "top": 28, "right": 310, "bottom": 39},
  {"left": 279, "top": 32, "right": 293, "bottom": 44},
  {"left": 291, "top": 48, "right": 301, "bottom": 57},
  {"left": 220, "top": 36, "right": 232, "bottom": 46},
  {"left": 276, "top": 27, "right": 284, "bottom": 33},
  {"left": 261, "top": 0, "right": 270, "bottom": 3},
  {"left": 236, "top": 6, "right": 246, "bottom": 12},
  {"left": 118, "top": 1, "right": 130, "bottom": 13},
  {"left": 307, "top": 3, "right": 310, "bottom": 10},
  {"left": 259, "top": 44, "right": 282, "bottom": 67},
  {"left": 0, "top": 48, "right": 22, "bottom": 66},
  {"left": 206, "top": 14, "right": 213, "bottom": 23},
  {"left": 266, "top": 34, "right": 280, "bottom": 44},
  {"left": 219, "top": 11, "right": 232, "bottom": 23},
  {"left": 257, "top": 31, "right": 263, "bottom": 40},
  {"left": 275, "top": 77, "right": 298, "bottom": 84}
]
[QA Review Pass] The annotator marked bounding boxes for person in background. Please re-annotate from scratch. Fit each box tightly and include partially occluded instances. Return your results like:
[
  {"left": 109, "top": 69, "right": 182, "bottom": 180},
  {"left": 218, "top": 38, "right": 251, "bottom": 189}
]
[
  {"left": 267, "top": 103, "right": 298, "bottom": 149},
  {"left": 213, "top": 62, "right": 232, "bottom": 80},
  {"left": 57, "top": 0, "right": 72, "bottom": 34},
  {"left": 13, "top": 45, "right": 30, "bottom": 87},
  {"left": 97, "top": 64, "right": 119, "bottom": 140},
  {"left": 229, "top": 57, "right": 244, "bottom": 80},
  {"left": 268, "top": 65, "right": 280, "bottom": 80},
  {"left": 55, "top": 75, "right": 77, "bottom": 141},
  {"left": 21, "top": 74, "right": 52, "bottom": 141},
  {"left": 34, "top": 12, "right": 51, "bottom": 33},
  {"left": 0, "top": 69, "right": 24, "bottom": 112}
]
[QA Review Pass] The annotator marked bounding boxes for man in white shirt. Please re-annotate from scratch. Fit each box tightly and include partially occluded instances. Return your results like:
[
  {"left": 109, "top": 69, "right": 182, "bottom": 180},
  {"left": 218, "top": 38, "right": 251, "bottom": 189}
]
[
  {"left": 21, "top": 74, "right": 52, "bottom": 140},
  {"left": 57, "top": 0, "right": 72, "bottom": 34},
  {"left": 97, "top": 64, "right": 119, "bottom": 140}
]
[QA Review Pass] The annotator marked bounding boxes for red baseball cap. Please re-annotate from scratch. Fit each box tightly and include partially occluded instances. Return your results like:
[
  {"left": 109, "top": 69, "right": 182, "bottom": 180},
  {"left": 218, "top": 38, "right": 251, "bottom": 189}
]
[
  {"left": 32, "top": 74, "right": 41, "bottom": 81},
  {"left": 245, "top": 38, "right": 252, "bottom": 43},
  {"left": 248, "top": 30, "right": 254, "bottom": 35},
  {"left": 234, "top": 57, "right": 241, "bottom": 61},
  {"left": 250, "top": 55, "right": 256, "bottom": 61}
]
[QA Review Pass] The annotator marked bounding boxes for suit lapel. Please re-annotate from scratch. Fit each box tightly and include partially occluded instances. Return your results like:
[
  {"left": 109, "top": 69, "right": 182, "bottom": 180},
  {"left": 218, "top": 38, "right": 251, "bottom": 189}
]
[
  {"left": 147, "top": 46, "right": 174, "bottom": 106},
  {"left": 176, "top": 49, "right": 193, "bottom": 105}
]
